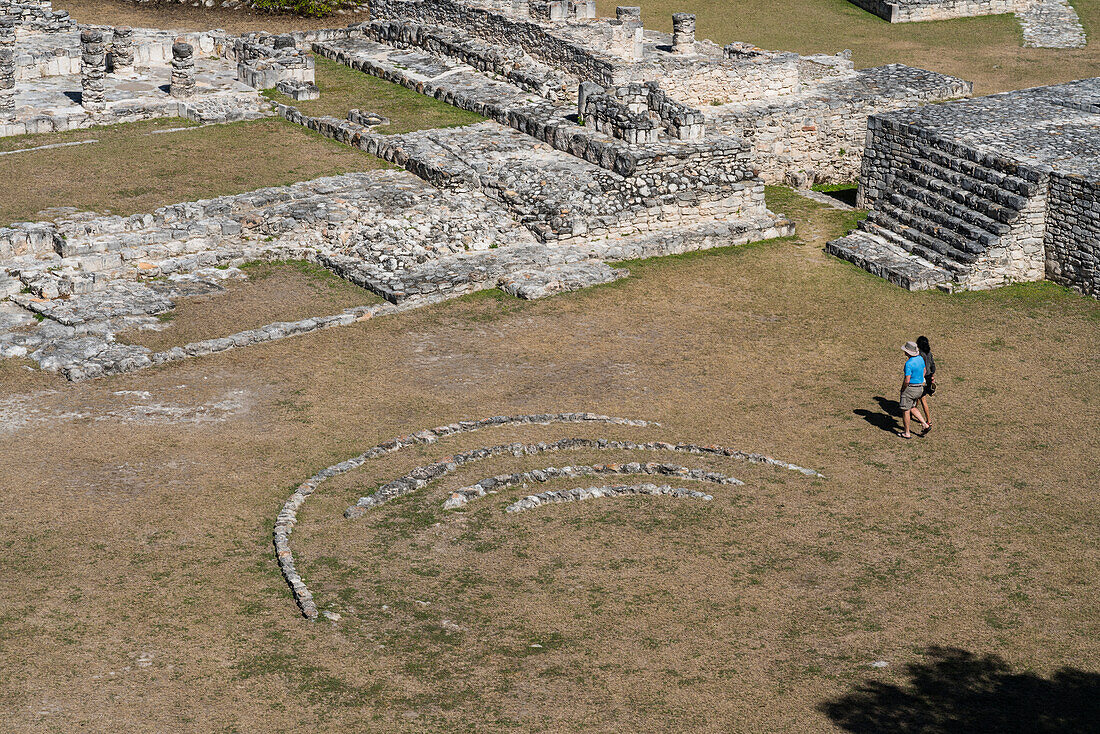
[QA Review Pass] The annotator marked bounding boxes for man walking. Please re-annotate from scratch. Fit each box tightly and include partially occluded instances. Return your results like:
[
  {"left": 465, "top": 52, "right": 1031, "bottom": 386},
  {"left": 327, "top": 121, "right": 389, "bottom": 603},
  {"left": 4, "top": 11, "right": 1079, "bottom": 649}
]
[{"left": 899, "top": 341, "right": 931, "bottom": 439}]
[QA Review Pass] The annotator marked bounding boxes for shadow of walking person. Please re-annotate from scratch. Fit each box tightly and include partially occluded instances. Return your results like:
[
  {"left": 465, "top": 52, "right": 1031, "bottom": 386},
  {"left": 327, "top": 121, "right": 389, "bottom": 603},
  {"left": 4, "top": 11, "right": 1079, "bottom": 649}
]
[
  {"left": 820, "top": 646, "right": 1100, "bottom": 733},
  {"left": 854, "top": 396, "right": 902, "bottom": 434}
]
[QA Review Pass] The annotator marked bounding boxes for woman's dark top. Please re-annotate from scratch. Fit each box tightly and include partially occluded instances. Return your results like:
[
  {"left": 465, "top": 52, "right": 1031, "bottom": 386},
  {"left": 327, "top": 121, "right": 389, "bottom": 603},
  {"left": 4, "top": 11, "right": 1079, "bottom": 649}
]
[{"left": 920, "top": 350, "right": 936, "bottom": 377}]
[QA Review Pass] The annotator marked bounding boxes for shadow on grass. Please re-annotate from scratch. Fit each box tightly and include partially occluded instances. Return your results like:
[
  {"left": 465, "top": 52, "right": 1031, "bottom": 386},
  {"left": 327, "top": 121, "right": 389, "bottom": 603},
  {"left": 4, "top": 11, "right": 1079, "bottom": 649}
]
[
  {"left": 854, "top": 396, "right": 900, "bottom": 434},
  {"left": 820, "top": 646, "right": 1100, "bottom": 733}
]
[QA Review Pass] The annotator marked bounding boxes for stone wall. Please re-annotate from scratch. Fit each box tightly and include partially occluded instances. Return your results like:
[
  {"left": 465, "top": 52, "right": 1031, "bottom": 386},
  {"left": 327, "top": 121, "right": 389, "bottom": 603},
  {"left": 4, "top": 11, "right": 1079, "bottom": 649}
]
[
  {"left": 646, "top": 45, "right": 800, "bottom": 108},
  {"left": 715, "top": 65, "right": 971, "bottom": 185},
  {"left": 847, "top": 0, "right": 1027, "bottom": 22},
  {"left": 363, "top": 18, "right": 573, "bottom": 101},
  {"left": 1045, "top": 172, "right": 1100, "bottom": 297},
  {"left": 368, "top": 0, "right": 625, "bottom": 85}
]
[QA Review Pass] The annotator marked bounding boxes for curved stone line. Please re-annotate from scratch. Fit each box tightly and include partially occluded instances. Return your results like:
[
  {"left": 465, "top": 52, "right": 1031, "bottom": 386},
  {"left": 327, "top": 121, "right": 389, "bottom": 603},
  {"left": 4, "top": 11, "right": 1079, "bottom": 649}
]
[
  {"left": 273, "top": 413, "right": 655, "bottom": 619},
  {"left": 442, "top": 462, "right": 742, "bottom": 510},
  {"left": 347, "top": 437, "right": 822, "bottom": 518},
  {"left": 505, "top": 484, "right": 713, "bottom": 513}
]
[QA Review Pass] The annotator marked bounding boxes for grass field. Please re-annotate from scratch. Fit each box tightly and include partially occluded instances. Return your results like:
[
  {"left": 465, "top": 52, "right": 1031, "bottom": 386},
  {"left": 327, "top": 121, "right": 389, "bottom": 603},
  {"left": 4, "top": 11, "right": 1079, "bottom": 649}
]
[
  {"left": 2, "top": 1, "right": 1098, "bottom": 731},
  {"left": 284, "top": 56, "right": 485, "bottom": 132},
  {"left": 2, "top": 189, "right": 1096, "bottom": 731},
  {"left": 0, "top": 117, "right": 386, "bottom": 226}
]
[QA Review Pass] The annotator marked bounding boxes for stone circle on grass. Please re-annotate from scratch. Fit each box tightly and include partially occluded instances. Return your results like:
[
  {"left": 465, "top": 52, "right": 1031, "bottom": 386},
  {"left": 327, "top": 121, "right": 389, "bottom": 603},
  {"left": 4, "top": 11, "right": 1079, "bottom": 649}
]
[{"left": 274, "top": 412, "right": 822, "bottom": 620}]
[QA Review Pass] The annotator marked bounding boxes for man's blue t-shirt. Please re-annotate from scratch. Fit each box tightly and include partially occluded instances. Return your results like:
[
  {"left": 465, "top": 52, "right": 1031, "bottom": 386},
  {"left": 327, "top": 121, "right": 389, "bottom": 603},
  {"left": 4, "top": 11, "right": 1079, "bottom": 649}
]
[{"left": 905, "top": 355, "right": 926, "bottom": 385}]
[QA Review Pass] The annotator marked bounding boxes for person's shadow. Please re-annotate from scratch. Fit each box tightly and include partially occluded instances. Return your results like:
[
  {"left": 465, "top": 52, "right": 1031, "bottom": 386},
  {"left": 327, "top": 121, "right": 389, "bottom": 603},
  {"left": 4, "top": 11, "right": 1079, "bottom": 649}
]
[
  {"left": 854, "top": 396, "right": 901, "bottom": 434},
  {"left": 820, "top": 646, "right": 1100, "bottom": 733}
]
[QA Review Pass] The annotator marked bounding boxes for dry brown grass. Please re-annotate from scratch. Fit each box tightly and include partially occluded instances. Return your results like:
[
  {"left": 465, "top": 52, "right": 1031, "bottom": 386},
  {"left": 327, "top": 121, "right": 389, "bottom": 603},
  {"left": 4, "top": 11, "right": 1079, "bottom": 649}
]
[
  {"left": 1, "top": 189, "right": 1097, "bottom": 732},
  {"left": 286, "top": 56, "right": 486, "bottom": 132},
  {"left": 62, "top": 0, "right": 344, "bottom": 33},
  {"left": 116, "top": 260, "right": 382, "bottom": 351},
  {"left": 0, "top": 117, "right": 387, "bottom": 226}
]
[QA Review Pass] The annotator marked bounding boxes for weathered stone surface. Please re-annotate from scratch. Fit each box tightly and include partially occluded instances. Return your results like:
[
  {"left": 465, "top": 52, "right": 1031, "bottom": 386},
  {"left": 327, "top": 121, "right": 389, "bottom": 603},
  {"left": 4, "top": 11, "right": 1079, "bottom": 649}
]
[{"left": 504, "top": 483, "right": 713, "bottom": 513}]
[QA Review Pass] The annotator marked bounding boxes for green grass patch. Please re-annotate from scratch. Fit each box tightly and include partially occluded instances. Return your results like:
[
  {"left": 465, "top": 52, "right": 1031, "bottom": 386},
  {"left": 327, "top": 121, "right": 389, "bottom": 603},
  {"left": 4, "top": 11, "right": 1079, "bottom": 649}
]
[{"left": 290, "top": 56, "right": 486, "bottom": 134}]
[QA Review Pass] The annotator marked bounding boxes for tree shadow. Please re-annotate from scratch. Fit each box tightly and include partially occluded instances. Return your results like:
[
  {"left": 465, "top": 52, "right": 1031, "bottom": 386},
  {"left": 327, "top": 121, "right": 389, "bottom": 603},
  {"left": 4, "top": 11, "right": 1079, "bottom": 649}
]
[
  {"left": 820, "top": 646, "right": 1100, "bottom": 734},
  {"left": 854, "top": 396, "right": 900, "bottom": 434}
]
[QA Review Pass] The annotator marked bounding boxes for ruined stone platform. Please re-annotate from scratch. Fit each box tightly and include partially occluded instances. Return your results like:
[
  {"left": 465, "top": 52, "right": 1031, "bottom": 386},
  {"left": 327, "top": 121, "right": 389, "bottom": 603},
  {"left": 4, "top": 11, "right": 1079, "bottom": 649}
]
[
  {"left": 829, "top": 78, "right": 1100, "bottom": 295},
  {"left": 5, "top": 57, "right": 264, "bottom": 134}
]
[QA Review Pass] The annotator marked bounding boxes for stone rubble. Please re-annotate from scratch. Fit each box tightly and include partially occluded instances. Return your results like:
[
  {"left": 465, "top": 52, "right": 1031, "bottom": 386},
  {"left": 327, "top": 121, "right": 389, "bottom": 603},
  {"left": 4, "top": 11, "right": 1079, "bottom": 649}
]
[
  {"left": 339, "top": 432, "right": 823, "bottom": 514},
  {"left": 437, "top": 461, "right": 744, "bottom": 512},
  {"left": 504, "top": 483, "right": 714, "bottom": 513}
]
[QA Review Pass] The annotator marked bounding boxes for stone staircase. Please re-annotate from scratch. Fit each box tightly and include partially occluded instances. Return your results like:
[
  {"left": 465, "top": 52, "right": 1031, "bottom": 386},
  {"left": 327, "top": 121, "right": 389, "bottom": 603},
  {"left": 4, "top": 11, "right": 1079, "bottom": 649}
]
[{"left": 828, "top": 136, "right": 1043, "bottom": 290}]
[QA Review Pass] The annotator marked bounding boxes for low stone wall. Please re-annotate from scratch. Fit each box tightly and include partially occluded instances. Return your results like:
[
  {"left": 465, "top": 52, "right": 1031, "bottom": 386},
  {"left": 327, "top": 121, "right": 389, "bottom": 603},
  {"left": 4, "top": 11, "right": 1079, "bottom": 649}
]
[
  {"left": 0, "top": 0, "right": 72, "bottom": 32},
  {"left": 1045, "top": 172, "right": 1100, "bottom": 297},
  {"left": 12, "top": 29, "right": 227, "bottom": 81},
  {"left": 847, "top": 0, "right": 1026, "bottom": 22},
  {"left": 369, "top": 0, "right": 625, "bottom": 85},
  {"left": 363, "top": 19, "right": 573, "bottom": 101},
  {"left": 647, "top": 47, "right": 801, "bottom": 108}
]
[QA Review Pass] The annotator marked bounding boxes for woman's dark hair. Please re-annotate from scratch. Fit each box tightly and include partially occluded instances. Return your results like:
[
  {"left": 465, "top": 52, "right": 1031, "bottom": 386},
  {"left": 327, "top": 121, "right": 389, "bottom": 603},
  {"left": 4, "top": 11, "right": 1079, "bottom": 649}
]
[{"left": 917, "top": 335, "right": 931, "bottom": 353}]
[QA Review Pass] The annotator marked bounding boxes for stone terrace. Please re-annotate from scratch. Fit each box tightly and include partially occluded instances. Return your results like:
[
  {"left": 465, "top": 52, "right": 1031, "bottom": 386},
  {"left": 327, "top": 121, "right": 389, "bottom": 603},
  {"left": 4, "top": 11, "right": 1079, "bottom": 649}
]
[{"left": 827, "top": 78, "right": 1100, "bottom": 296}]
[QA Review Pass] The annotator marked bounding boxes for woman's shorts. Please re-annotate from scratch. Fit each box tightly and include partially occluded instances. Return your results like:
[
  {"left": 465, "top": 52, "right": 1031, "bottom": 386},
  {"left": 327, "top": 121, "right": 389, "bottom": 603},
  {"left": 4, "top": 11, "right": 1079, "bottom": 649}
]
[{"left": 900, "top": 384, "right": 925, "bottom": 410}]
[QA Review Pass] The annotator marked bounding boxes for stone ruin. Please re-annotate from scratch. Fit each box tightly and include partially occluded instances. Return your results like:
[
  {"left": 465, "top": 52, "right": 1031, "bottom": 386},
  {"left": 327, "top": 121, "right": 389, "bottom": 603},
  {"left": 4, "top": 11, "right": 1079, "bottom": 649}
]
[
  {"left": 828, "top": 78, "right": 1100, "bottom": 297},
  {"left": 0, "top": 15, "right": 324, "bottom": 135},
  {"left": 0, "top": 0, "right": 1020, "bottom": 381},
  {"left": 846, "top": 0, "right": 1086, "bottom": 49}
]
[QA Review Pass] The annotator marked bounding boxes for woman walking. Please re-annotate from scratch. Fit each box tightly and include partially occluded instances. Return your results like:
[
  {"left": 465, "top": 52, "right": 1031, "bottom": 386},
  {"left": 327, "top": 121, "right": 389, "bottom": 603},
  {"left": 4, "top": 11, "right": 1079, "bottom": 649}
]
[{"left": 917, "top": 335, "right": 936, "bottom": 430}]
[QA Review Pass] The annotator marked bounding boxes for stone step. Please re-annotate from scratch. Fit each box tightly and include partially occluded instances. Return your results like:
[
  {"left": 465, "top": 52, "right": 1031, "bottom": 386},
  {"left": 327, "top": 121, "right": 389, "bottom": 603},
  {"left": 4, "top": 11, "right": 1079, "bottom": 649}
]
[
  {"left": 896, "top": 167, "right": 1022, "bottom": 225},
  {"left": 906, "top": 157, "right": 1030, "bottom": 212},
  {"left": 885, "top": 190, "right": 998, "bottom": 248},
  {"left": 857, "top": 217, "right": 970, "bottom": 274},
  {"left": 825, "top": 230, "right": 953, "bottom": 291},
  {"left": 866, "top": 207, "right": 981, "bottom": 263},
  {"left": 917, "top": 142, "right": 1040, "bottom": 197},
  {"left": 891, "top": 179, "right": 1014, "bottom": 237}
]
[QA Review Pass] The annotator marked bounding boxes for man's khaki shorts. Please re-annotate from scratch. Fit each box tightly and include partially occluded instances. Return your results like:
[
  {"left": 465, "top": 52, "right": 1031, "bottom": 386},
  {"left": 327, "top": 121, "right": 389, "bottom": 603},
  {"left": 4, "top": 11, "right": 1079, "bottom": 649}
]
[{"left": 900, "top": 384, "right": 925, "bottom": 410}]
